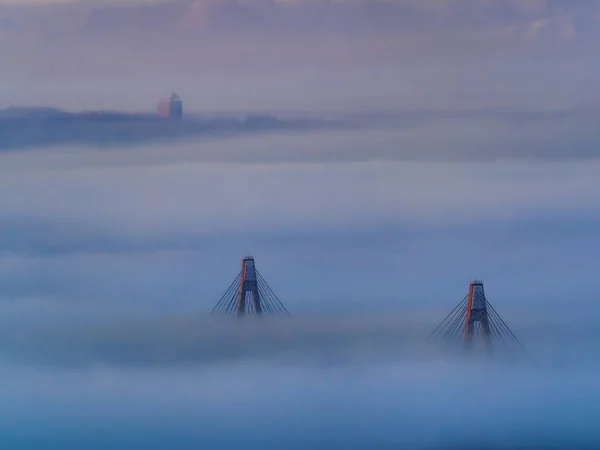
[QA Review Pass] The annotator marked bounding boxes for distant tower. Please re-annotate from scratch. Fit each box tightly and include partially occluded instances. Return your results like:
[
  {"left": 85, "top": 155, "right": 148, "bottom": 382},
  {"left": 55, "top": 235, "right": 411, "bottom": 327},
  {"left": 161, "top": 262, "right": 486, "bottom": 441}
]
[
  {"left": 427, "top": 280, "right": 524, "bottom": 352},
  {"left": 169, "top": 92, "right": 183, "bottom": 118},
  {"left": 156, "top": 92, "right": 183, "bottom": 119},
  {"left": 211, "top": 256, "right": 290, "bottom": 317}
]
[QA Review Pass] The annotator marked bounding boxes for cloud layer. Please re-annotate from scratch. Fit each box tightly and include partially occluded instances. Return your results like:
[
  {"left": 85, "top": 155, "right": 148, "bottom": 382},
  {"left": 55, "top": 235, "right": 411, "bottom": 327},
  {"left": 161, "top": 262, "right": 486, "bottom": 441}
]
[
  {"left": 1, "top": 127, "right": 600, "bottom": 315},
  {"left": 0, "top": 311, "right": 599, "bottom": 449},
  {"left": 2, "top": 0, "right": 597, "bottom": 39},
  {"left": 2, "top": 129, "right": 600, "bottom": 240}
]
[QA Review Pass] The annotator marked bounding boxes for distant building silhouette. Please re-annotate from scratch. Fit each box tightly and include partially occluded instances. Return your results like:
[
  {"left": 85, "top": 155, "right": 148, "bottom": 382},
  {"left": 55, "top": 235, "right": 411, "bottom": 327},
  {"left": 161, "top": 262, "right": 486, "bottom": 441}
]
[{"left": 157, "top": 92, "right": 183, "bottom": 119}]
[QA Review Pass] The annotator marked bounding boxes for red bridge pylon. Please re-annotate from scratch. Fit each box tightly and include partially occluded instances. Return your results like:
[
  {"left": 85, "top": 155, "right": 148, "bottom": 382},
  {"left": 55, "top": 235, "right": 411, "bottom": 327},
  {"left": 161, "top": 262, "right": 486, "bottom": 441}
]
[
  {"left": 427, "top": 280, "right": 524, "bottom": 352},
  {"left": 210, "top": 256, "right": 290, "bottom": 317}
]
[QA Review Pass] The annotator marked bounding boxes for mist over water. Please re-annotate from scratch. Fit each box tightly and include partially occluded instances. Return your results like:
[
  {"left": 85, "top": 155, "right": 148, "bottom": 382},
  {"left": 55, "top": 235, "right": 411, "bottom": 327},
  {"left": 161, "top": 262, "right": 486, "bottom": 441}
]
[
  {"left": 1, "top": 132, "right": 600, "bottom": 448},
  {"left": 1, "top": 312, "right": 599, "bottom": 449}
]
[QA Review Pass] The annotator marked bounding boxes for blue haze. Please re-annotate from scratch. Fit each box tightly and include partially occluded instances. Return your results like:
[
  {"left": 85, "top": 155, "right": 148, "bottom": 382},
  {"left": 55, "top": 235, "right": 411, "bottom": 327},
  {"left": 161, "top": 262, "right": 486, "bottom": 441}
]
[
  {"left": 1, "top": 115, "right": 600, "bottom": 448},
  {"left": 1, "top": 0, "right": 600, "bottom": 448}
]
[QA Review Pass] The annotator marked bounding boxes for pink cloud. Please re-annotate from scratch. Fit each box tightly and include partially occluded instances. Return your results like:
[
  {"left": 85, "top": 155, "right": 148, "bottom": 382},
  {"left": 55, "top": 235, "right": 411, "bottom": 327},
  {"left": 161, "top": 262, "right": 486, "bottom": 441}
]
[
  {"left": 527, "top": 14, "right": 574, "bottom": 41},
  {"left": 179, "top": 0, "right": 220, "bottom": 28}
]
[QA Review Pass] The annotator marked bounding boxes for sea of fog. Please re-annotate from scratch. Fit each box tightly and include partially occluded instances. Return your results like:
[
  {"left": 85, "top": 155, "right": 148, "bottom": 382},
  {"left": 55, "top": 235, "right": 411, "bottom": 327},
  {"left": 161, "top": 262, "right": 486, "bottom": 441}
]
[
  {"left": 0, "top": 312, "right": 599, "bottom": 449},
  {"left": 1, "top": 113, "right": 600, "bottom": 448}
]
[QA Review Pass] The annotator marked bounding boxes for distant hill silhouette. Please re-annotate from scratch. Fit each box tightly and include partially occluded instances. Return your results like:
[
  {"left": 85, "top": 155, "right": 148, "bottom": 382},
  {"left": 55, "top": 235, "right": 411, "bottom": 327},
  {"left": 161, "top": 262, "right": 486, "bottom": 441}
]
[{"left": 0, "top": 107, "right": 345, "bottom": 151}]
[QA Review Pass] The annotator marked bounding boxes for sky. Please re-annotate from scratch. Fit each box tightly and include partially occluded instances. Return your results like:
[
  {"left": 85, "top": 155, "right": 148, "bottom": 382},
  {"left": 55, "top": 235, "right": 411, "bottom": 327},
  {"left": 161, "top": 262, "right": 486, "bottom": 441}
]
[
  {"left": 1, "top": 0, "right": 600, "bottom": 111},
  {"left": 1, "top": 0, "right": 600, "bottom": 448}
]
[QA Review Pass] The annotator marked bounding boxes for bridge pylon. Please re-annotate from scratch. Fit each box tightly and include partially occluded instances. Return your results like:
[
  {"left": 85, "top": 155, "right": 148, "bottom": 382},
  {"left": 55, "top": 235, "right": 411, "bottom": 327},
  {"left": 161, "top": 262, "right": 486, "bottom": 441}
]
[
  {"left": 427, "top": 280, "right": 524, "bottom": 352},
  {"left": 211, "top": 256, "right": 290, "bottom": 317}
]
